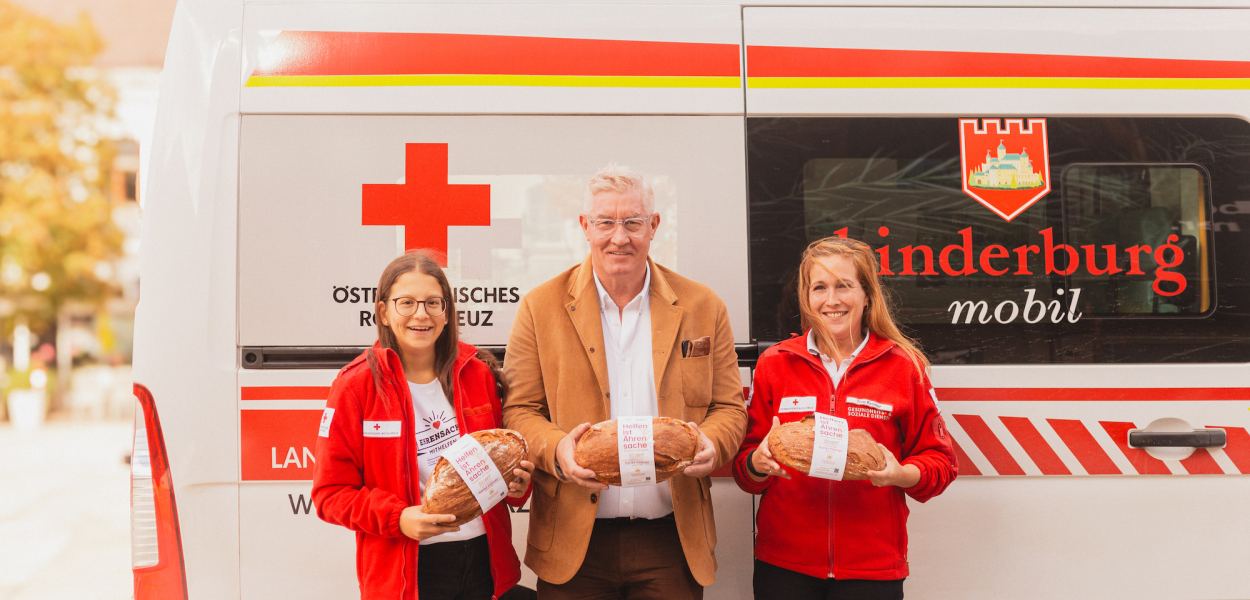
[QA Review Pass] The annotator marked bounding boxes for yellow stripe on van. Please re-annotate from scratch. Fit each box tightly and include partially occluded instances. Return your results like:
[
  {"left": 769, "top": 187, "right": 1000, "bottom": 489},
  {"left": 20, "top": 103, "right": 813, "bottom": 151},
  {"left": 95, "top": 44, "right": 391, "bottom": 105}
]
[
  {"left": 245, "top": 74, "right": 741, "bottom": 88},
  {"left": 747, "top": 77, "right": 1250, "bottom": 90}
]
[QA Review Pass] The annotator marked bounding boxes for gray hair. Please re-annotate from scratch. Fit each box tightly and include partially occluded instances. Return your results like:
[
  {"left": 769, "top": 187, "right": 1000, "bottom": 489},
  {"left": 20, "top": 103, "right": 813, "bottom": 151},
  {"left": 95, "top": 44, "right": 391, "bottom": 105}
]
[{"left": 583, "top": 164, "right": 655, "bottom": 214}]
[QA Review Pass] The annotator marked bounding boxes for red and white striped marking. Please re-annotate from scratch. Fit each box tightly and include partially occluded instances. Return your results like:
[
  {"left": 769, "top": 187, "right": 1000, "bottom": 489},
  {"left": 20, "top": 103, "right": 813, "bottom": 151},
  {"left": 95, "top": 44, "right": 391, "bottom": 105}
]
[
  {"left": 238, "top": 385, "right": 1250, "bottom": 478},
  {"left": 942, "top": 387, "right": 1250, "bottom": 476}
]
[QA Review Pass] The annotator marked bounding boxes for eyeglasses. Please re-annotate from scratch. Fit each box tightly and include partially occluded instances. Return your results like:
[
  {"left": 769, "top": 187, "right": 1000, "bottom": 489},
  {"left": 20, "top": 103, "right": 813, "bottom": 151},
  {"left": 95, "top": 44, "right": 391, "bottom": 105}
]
[
  {"left": 588, "top": 216, "right": 651, "bottom": 236},
  {"left": 390, "top": 296, "right": 447, "bottom": 317}
]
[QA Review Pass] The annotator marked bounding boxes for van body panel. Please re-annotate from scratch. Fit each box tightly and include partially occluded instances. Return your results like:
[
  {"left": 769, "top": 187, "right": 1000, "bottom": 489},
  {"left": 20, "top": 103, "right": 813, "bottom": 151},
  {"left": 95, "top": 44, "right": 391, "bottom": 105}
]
[{"left": 137, "top": 2, "right": 1250, "bottom": 598}]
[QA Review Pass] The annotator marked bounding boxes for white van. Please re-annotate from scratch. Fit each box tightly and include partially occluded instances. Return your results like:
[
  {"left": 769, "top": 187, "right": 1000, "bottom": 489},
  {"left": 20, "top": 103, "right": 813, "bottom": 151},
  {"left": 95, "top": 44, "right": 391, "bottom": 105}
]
[{"left": 133, "top": 2, "right": 1250, "bottom": 598}]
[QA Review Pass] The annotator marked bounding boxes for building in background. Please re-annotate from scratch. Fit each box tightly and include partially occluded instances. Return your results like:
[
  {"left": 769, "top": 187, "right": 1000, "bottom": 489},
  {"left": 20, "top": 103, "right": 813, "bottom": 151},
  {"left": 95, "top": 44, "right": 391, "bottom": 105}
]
[{"left": 6, "top": 0, "right": 175, "bottom": 420}]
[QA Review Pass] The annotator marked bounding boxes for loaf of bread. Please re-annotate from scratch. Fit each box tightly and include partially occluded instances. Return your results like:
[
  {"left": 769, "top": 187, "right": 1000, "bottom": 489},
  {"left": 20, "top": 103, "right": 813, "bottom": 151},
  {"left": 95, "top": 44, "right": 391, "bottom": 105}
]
[
  {"left": 767, "top": 416, "right": 885, "bottom": 480},
  {"left": 573, "top": 417, "right": 700, "bottom": 485},
  {"left": 421, "top": 429, "right": 527, "bottom": 526}
]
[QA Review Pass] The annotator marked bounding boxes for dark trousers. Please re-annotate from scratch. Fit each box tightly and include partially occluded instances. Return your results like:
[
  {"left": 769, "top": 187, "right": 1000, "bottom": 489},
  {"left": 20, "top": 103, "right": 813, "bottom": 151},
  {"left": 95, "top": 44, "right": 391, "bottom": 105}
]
[
  {"left": 417, "top": 535, "right": 494, "bottom": 600},
  {"left": 753, "top": 560, "right": 903, "bottom": 600},
  {"left": 538, "top": 514, "right": 702, "bottom": 600}
]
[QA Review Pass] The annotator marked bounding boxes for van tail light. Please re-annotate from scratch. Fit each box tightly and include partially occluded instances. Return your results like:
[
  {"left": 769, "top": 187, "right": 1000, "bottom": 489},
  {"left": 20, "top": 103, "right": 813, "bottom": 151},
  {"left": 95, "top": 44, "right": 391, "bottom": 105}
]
[{"left": 131, "top": 383, "right": 188, "bottom": 600}]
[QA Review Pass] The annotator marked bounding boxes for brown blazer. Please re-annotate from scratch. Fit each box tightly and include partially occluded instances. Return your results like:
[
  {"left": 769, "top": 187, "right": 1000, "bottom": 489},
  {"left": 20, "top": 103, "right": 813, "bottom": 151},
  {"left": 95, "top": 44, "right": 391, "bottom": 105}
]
[{"left": 502, "top": 257, "right": 747, "bottom": 586}]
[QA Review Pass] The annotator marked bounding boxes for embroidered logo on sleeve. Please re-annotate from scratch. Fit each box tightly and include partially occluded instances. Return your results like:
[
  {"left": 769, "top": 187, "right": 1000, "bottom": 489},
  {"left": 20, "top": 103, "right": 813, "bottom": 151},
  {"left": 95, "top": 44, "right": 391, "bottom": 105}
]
[
  {"left": 846, "top": 396, "right": 892, "bottom": 420},
  {"left": 778, "top": 396, "right": 816, "bottom": 413},
  {"left": 363, "top": 420, "right": 402, "bottom": 438},
  {"left": 318, "top": 408, "right": 335, "bottom": 438}
]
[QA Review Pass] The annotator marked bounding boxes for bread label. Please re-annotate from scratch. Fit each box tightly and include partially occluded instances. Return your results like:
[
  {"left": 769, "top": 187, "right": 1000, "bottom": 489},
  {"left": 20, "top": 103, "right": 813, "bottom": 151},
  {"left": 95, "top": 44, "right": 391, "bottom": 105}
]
[
  {"left": 616, "top": 416, "right": 658, "bottom": 487},
  {"left": 808, "top": 413, "right": 850, "bottom": 481},
  {"left": 779, "top": 395, "right": 817, "bottom": 413},
  {"left": 443, "top": 434, "right": 508, "bottom": 513}
]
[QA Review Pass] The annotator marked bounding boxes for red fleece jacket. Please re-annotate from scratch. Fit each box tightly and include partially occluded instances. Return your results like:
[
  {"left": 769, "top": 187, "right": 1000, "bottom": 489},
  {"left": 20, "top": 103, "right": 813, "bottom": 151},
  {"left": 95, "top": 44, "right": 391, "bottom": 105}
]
[
  {"left": 733, "top": 332, "right": 957, "bottom": 580},
  {"left": 312, "top": 342, "right": 527, "bottom": 599}
]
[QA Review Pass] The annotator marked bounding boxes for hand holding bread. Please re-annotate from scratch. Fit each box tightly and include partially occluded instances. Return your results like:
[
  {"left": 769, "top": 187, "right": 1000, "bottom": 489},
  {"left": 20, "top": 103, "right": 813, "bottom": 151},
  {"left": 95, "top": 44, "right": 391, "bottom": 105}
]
[
  {"left": 573, "top": 417, "right": 701, "bottom": 485},
  {"left": 766, "top": 415, "right": 885, "bottom": 481},
  {"left": 420, "top": 429, "right": 528, "bottom": 526}
]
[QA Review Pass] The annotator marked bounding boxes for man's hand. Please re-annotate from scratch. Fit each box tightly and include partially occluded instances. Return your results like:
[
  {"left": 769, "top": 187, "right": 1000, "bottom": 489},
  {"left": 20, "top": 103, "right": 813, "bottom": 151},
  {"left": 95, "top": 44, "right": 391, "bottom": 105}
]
[
  {"left": 399, "top": 506, "right": 459, "bottom": 541},
  {"left": 508, "top": 460, "right": 535, "bottom": 498},
  {"left": 749, "top": 416, "right": 791, "bottom": 481},
  {"left": 555, "top": 423, "right": 607, "bottom": 490},
  {"left": 682, "top": 424, "right": 716, "bottom": 478},
  {"left": 865, "top": 443, "right": 919, "bottom": 488}
]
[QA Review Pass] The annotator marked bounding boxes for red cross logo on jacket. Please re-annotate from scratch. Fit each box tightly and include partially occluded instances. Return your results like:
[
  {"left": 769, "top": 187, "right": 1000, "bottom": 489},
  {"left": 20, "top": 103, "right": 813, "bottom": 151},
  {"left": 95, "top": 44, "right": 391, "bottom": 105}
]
[{"left": 362, "top": 143, "right": 490, "bottom": 265}]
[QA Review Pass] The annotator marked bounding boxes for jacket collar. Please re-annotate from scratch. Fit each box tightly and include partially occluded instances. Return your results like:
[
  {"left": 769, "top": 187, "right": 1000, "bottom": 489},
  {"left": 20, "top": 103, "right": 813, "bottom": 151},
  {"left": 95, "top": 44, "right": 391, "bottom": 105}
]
[
  {"left": 367, "top": 339, "right": 478, "bottom": 387},
  {"left": 568, "top": 256, "right": 677, "bottom": 306},
  {"left": 776, "top": 329, "right": 895, "bottom": 369}
]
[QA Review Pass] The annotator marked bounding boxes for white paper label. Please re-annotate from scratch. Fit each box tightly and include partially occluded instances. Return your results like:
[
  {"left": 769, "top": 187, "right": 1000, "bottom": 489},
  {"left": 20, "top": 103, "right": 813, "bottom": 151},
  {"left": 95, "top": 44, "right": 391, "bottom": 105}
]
[
  {"left": 443, "top": 434, "right": 509, "bottom": 514},
  {"left": 779, "top": 396, "right": 817, "bottom": 413},
  {"left": 362, "top": 420, "right": 401, "bottom": 438},
  {"left": 318, "top": 408, "right": 335, "bottom": 438},
  {"left": 847, "top": 396, "right": 893, "bottom": 413},
  {"left": 616, "top": 416, "right": 657, "bottom": 487},
  {"left": 808, "top": 413, "right": 850, "bottom": 481}
]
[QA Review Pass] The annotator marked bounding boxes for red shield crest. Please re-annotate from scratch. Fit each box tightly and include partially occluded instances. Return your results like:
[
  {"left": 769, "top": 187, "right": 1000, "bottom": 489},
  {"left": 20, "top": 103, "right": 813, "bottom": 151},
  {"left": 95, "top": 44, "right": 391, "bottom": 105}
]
[{"left": 958, "top": 118, "right": 1051, "bottom": 222}]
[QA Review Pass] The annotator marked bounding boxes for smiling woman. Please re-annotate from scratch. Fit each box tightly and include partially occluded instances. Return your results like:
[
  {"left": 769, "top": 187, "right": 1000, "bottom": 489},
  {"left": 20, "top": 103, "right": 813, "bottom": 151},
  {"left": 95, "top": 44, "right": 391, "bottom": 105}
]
[
  {"left": 310, "top": 250, "right": 535, "bottom": 600},
  {"left": 733, "top": 235, "right": 956, "bottom": 600}
]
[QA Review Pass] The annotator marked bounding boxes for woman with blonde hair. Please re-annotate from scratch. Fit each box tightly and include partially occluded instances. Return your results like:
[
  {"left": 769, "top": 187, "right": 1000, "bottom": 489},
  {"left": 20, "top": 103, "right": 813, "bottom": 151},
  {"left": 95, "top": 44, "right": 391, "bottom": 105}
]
[{"left": 733, "top": 236, "right": 957, "bottom": 599}]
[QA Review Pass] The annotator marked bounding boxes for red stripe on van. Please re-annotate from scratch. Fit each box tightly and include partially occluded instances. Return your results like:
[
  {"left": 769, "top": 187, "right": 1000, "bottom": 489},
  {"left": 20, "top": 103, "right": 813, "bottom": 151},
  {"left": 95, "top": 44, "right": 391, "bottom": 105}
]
[
  {"left": 1099, "top": 421, "right": 1170, "bottom": 475},
  {"left": 1000, "top": 416, "right": 1069, "bottom": 475},
  {"left": 951, "top": 439, "right": 981, "bottom": 477},
  {"left": 1218, "top": 427, "right": 1250, "bottom": 474},
  {"left": 746, "top": 46, "right": 1250, "bottom": 79},
  {"left": 252, "top": 31, "right": 740, "bottom": 77},
  {"left": 953, "top": 414, "right": 1024, "bottom": 476},
  {"left": 937, "top": 388, "right": 1250, "bottom": 401},
  {"left": 1047, "top": 419, "right": 1120, "bottom": 475},
  {"left": 240, "top": 386, "right": 331, "bottom": 400},
  {"left": 1179, "top": 449, "right": 1224, "bottom": 475}
]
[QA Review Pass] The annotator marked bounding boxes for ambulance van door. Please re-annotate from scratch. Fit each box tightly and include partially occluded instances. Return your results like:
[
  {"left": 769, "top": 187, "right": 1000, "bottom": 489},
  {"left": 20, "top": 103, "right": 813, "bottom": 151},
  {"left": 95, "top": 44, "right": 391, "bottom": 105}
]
[
  {"left": 744, "top": 6, "right": 1250, "bottom": 599},
  {"left": 235, "top": 3, "right": 752, "bottom": 598}
]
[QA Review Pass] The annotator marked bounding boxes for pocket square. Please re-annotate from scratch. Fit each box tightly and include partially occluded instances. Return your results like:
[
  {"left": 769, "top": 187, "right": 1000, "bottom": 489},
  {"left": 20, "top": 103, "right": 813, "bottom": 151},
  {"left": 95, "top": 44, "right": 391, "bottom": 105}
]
[{"left": 681, "top": 336, "right": 711, "bottom": 358}]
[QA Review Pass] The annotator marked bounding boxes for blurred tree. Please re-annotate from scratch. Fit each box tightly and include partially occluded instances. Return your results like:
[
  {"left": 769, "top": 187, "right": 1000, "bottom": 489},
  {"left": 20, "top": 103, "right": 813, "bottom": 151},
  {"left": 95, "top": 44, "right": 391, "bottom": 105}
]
[{"left": 0, "top": 0, "right": 123, "bottom": 340}]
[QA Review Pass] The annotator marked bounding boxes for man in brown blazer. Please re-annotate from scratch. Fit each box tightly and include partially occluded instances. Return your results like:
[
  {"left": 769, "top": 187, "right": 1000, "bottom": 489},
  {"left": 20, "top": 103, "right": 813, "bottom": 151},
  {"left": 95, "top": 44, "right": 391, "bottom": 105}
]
[{"left": 503, "top": 165, "right": 747, "bottom": 599}]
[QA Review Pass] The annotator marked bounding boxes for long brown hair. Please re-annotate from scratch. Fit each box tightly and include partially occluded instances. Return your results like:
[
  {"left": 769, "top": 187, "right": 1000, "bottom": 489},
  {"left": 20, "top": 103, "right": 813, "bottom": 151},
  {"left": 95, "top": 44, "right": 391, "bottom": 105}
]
[
  {"left": 369, "top": 250, "right": 460, "bottom": 399},
  {"left": 797, "top": 236, "right": 930, "bottom": 375}
]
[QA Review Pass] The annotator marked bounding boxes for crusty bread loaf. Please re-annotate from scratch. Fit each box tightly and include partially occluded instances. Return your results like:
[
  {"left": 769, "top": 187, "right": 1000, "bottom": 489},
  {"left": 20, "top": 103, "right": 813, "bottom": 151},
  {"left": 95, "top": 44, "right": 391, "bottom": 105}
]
[
  {"left": 421, "top": 429, "right": 527, "bottom": 525},
  {"left": 574, "top": 417, "right": 700, "bottom": 485},
  {"left": 767, "top": 416, "right": 884, "bottom": 480}
]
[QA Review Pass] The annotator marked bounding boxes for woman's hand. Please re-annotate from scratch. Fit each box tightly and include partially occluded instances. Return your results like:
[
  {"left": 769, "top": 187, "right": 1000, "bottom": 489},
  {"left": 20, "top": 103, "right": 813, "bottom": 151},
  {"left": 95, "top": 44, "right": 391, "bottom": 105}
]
[
  {"left": 865, "top": 443, "right": 920, "bottom": 488},
  {"left": 399, "top": 506, "right": 460, "bottom": 541},
  {"left": 749, "top": 416, "right": 791, "bottom": 481},
  {"left": 508, "top": 460, "right": 534, "bottom": 498}
]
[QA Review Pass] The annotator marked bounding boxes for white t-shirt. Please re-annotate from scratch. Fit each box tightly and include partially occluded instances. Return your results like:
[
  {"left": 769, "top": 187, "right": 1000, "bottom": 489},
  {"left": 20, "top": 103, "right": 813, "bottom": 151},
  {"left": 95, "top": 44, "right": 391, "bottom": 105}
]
[{"left": 409, "top": 379, "right": 486, "bottom": 545}]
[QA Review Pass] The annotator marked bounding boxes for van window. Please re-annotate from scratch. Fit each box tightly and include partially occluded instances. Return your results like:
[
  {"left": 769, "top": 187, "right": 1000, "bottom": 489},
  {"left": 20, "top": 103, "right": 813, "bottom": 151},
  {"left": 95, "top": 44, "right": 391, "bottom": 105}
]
[{"left": 747, "top": 117, "right": 1250, "bottom": 364}]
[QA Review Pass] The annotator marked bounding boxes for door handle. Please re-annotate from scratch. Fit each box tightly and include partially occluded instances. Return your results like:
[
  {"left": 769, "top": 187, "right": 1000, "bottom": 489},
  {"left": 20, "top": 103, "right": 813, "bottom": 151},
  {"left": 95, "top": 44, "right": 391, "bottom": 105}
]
[{"left": 1127, "top": 428, "right": 1226, "bottom": 448}]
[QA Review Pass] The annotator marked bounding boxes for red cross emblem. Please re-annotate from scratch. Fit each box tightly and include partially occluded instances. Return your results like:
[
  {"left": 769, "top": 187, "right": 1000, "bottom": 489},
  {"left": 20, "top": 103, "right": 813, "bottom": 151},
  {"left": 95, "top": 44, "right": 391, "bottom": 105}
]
[
  {"left": 791, "top": 399, "right": 799, "bottom": 407},
  {"left": 362, "top": 143, "right": 490, "bottom": 265},
  {"left": 373, "top": 423, "right": 381, "bottom": 431}
]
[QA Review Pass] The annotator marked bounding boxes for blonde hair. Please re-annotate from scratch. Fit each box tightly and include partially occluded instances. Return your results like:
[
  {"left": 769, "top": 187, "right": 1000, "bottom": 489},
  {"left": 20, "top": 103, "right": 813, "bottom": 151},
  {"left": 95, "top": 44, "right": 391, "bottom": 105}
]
[
  {"left": 584, "top": 163, "right": 654, "bottom": 213},
  {"left": 797, "top": 236, "right": 930, "bottom": 376}
]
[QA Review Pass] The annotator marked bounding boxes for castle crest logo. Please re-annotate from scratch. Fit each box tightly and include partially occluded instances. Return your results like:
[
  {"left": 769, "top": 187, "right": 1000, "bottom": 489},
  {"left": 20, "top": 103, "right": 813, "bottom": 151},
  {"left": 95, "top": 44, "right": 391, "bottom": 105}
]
[{"left": 959, "top": 118, "right": 1051, "bottom": 222}]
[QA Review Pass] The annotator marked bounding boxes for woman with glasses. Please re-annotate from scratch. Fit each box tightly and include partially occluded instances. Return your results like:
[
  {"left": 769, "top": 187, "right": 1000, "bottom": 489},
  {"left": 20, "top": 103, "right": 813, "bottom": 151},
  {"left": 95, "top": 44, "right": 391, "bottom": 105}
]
[
  {"left": 312, "top": 250, "right": 534, "bottom": 600},
  {"left": 731, "top": 236, "right": 958, "bottom": 600}
]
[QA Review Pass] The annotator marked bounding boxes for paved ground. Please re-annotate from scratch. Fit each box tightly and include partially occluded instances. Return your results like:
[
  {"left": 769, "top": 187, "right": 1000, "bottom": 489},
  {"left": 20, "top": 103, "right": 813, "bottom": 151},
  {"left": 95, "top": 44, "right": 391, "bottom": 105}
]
[{"left": 0, "top": 418, "right": 133, "bottom": 600}]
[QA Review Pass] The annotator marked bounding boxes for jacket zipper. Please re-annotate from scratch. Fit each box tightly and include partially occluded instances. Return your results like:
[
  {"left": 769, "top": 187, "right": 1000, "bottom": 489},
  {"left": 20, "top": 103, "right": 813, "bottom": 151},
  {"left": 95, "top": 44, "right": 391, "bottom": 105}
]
[{"left": 391, "top": 349, "right": 416, "bottom": 600}]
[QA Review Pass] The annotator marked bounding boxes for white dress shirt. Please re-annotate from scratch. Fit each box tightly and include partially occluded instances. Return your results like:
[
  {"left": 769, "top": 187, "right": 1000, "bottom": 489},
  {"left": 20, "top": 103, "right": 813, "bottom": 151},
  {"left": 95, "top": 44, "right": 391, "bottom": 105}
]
[
  {"left": 807, "top": 329, "right": 871, "bottom": 391},
  {"left": 591, "top": 265, "right": 674, "bottom": 519}
]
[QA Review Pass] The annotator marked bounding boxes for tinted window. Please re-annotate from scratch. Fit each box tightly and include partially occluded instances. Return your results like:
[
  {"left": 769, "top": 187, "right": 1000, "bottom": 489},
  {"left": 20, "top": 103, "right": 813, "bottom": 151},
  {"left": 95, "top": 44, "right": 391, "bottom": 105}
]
[{"left": 748, "top": 117, "right": 1250, "bottom": 363}]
